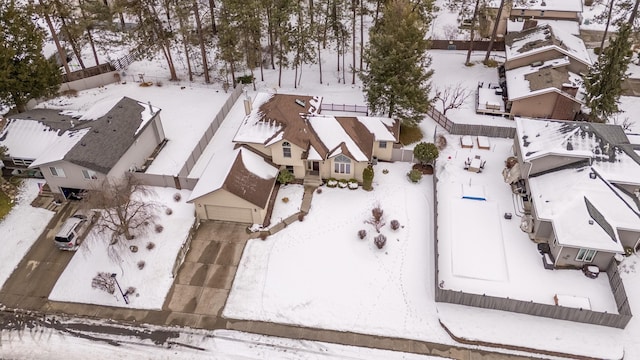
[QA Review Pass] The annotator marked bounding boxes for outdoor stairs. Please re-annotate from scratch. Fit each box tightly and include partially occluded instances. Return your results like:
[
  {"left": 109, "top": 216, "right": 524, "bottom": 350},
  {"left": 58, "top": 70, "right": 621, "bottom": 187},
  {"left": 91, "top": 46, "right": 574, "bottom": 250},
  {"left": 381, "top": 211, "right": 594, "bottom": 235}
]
[{"left": 303, "top": 176, "right": 323, "bottom": 188}]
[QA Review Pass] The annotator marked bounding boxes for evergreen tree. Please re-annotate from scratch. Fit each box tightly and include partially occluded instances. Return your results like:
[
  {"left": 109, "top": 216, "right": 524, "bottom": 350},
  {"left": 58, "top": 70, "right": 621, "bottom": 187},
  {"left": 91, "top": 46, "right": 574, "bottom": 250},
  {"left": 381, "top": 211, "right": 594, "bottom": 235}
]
[
  {"left": 360, "top": 0, "right": 433, "bottom": 127},
  {"left": 584, "top": 23, "right": 633, "bottom": 122},
  {"left": 413, "top": 142, "right": 439, "bottom": 165},
  {"left": 0, "top": 0, "right": 60, "bottom": 112}
]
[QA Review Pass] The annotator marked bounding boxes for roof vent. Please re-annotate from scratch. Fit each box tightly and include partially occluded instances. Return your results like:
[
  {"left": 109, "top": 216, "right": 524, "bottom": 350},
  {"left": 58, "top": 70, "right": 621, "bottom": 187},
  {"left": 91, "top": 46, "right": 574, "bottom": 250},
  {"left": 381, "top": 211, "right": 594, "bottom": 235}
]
[
  {"left": 295, "top": 99, "right": 306, "bottom": 107},
  {"left": 566, "top": 142, "right": 573, "bottom": 151},
  {"left": 588, "top": 219, "right": 594, "bottom": 225},
  {"left": 589, "top": 172, "right": 597, "bottom": 179},
  {"left": 541, "top": 1, "right": 546, "bottom": 6},
  {"left": 531, "top": 61, "right": 543, "bottom": 67}
]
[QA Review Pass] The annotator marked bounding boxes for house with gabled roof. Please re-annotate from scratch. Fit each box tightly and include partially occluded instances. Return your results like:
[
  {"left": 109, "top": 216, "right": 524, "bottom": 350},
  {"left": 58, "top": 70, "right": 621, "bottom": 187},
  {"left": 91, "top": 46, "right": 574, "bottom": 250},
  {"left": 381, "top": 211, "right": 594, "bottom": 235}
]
[
  {"left": 188, "top": 146, "right": 279, "bottom": 224},
  {"left": 502, "top": 23, "right": 589, "bottom": 120},
  {"left": 511, "top": 117, "right": 640, "bottom": 270},
  {"left": 489, "top": 0, "right": 583, "bottom": 36},
  {"left": 0, "top": 97, "right": 166, "bottom": 199},
  {"left": 233, "top": 93, "right": 399, "bottom": 184}
]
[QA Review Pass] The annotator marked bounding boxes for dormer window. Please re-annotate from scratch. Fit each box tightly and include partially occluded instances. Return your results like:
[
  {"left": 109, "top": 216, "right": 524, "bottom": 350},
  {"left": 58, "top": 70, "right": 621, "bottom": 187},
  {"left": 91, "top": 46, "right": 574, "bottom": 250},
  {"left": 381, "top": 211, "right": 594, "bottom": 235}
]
[{"left": 282, "top": 141, "right": 292, "bottom": 158}]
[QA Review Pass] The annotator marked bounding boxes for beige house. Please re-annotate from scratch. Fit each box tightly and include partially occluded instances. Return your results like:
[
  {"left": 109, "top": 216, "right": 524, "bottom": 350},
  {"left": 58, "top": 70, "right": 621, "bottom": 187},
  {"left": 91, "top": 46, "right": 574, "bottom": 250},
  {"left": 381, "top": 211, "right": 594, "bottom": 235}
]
[
  {"left": 0, "top": 97, "right": 165, "bottom": 199},
  {"left": 509, "top": 117, "right": 640, "bottom": 270},
  {"left": 233, "top": 93, "right": 399, "bottom": 183},
  {"left": 187, "top": 92, "right": 399, "bottom": 225},
  {"left": 188, "top": 147, "right": 278, "bottom": 224}
]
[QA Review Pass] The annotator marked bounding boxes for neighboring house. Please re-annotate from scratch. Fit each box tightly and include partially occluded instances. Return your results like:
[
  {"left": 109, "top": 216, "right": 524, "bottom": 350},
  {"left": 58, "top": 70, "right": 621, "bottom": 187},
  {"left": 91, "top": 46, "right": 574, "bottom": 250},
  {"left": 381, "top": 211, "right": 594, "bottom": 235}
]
[
  {"left": 490, "top": 0, "right": 583, "bottom": 36},
  {"left": 510, "top": 117, "right": 640, "bottom": 270},
  {"left": 504, "top": 24, "right": 591, "bottom": 74},
  {"left": 0, "top": 97, "right": 165, "bottom": 199},
  {"left": 233, "top": 93, "right": 399, "bottom": 183},
  {"left": 188, "top": 147, "right": 279, "bottom": 224},
  {"left": 501, "top": 24, "right": 590, "bottom": 120}
]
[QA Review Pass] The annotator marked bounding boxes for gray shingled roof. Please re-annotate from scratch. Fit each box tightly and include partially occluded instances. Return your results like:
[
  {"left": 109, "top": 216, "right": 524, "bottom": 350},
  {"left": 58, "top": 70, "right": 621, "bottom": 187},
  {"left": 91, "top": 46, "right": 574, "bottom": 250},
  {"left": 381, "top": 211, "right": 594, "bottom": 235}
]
[{"left": 65, "top": 97, "right": 159, "bottom": 174}]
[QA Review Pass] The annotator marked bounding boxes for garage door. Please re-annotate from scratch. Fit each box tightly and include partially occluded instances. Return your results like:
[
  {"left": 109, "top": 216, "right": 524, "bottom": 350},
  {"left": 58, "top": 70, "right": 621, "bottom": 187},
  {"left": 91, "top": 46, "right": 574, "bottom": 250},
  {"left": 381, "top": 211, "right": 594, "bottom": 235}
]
[{"left": 205, "top": 205, "right": 253, "bottom": 223}]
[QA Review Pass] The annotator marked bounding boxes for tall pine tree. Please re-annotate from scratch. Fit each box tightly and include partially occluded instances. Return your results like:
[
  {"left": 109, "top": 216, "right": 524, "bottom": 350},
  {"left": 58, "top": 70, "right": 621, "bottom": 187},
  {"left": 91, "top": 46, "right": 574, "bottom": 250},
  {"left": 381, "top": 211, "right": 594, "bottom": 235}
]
[
  {"left": 0, "top": 0, "right": 60, "bottom": 113},
  {"left": 360, "top": 0, "right": 433, "bottom": 127},
  {"left": 584, "top": 23, "right": 633, "bottom": 122}
]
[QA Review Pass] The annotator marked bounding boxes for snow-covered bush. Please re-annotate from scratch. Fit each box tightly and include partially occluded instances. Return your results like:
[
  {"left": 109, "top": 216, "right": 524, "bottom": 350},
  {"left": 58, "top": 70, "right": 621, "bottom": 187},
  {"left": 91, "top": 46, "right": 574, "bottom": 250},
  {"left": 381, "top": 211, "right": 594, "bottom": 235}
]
[
  {"left": 374, "top": 234, "right": 387, "bottom": 249},
  {"left": 358, "top": 229, "right": 367, "bottom": 240},
  {"left": 390, "top": 220, "right": 400, "bottom": 230}
]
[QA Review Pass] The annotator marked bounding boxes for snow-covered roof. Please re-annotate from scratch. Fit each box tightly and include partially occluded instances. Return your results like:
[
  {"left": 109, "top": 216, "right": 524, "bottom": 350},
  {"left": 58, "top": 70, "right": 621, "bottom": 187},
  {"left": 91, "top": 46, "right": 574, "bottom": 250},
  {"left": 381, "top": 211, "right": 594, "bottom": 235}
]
[
  {"left": 356, "top": 116, "right": 398, "bottom": 142},
  {"left": 505, "top": 58, "right": 581, "bottom": 101},
  {"left": 233, "top": 93, "right": 398, "bottom": 162},
  {"left": 188, "top": 147, "right": 278, "bottom": 207},
  {"left": 1, "top": 97, "right": 162, "bottom": 174},
  {"left": 308, "top": 116, "right": 368, "bottom": 161},
  {"left": 0, "top": 118, "right": 67, "bottom": 159},
  {"left": 30, "top": 128, "right": 90, "bottom": 167},
  {"left": 505, "top": 24, "right": 591, "bottom": 67},
  {"left": 512, "top": 0, "right": 583, "bottom": 12},
  {"left": 515, "top": 118, "right": 640, "bottom": 187},
  {"left": 528, "top": 167, "right": 634, "bottom": 253}
]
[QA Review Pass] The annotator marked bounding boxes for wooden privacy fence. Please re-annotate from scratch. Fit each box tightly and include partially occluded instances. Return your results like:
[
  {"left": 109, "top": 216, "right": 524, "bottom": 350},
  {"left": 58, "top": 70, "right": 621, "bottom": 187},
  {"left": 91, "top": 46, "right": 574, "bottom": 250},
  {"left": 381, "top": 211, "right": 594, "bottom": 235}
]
[
  {"left": 427, "top": 106, "right": 516, "bottom": 139},
  {"left": 320, "top": 103, "right": 369, "bottom": 114},
  {"left": 178, "top": 85, "right": 243, "bottom": 178},
  {"left": 172, "top": 218, "right": 199, "bottom": 278},
  {"left": 430, "top": 39, "right": 506, "bottom": 51},
  {"left": 432, "top": 170, "right": 632, "bottom": 329},
  {"left": 130, "top": 172, "right": 197, "bottom": 190},
  {"left": 61, "top": 63, "right": 115, "bottom": 83}
]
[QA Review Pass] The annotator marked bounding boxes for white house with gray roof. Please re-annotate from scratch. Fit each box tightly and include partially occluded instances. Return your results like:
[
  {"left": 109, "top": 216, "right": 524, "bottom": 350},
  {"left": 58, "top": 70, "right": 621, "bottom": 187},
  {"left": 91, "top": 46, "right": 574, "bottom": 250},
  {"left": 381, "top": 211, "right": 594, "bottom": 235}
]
[
  {"left": 0, "top": 97, "right": 166, "bottom": 199},
  {"left": 511, "top": 117, "right": 640, "bottom": 270}
]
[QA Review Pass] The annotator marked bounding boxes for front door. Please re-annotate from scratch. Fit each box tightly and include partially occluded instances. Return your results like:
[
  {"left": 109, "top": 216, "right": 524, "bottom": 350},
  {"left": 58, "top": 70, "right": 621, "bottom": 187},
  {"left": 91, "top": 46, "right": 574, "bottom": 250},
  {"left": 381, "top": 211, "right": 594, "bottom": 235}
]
[{"left": 307, "top": 161, "right": 320, "bottom": 175}]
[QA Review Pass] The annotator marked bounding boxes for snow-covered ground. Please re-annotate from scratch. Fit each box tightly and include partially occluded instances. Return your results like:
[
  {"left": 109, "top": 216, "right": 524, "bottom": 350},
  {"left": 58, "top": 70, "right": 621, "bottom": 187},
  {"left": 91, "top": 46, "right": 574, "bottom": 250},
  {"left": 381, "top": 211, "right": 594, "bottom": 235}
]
[
  {"left": 0, "top": 326, "right": 443, "bottom": 360},
  {"left": 0, "top": 180, "right": 54, "bottom": 289},
  {"left": 49, "top": 187, "right": 195, "bottom": 310},
  {"left": 268, "top": 184, "right": 304, "bottom": 226}
]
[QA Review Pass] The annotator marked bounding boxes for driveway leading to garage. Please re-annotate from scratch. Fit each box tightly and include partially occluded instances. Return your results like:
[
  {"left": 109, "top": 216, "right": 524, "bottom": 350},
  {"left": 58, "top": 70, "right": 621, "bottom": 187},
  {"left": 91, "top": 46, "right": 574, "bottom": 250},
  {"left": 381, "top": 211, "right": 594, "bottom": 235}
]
[{"left": 160, "top": 221, "right": 250, "bottom": 329}]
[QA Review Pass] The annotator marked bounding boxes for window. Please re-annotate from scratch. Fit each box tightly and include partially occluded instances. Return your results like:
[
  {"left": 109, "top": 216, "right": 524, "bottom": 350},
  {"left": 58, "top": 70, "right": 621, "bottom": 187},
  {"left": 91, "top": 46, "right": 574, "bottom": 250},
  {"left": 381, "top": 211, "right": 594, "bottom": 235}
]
[
  {"left": 82, "top": 169, "right": 98, "bottom": 180},
  {"left": 282, "top": 141, "right": 292, "bottom": 158},
  {"left": 334, "top": 154, "right": 351, "bottom": 174},
  {"left": 379, "top": 141, "right": 387, "bottom": 149},
  {"left": 12, "top": 158, "right": 33, "bottom": 166},
  {"left": 285, "top": 165, "right": 294, "bottom": 173},
  {"left": 576, "top": 248, "right": 597, "bottom": 263},
  {"left": 49, "top": 166, "right": 66, "bottom": 177}
]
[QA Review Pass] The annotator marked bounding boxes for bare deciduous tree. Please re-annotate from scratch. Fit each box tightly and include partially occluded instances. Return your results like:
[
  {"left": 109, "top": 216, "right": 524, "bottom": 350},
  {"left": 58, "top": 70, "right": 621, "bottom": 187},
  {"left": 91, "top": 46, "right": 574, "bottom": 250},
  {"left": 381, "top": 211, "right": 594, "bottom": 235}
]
[
  {"left": 612, "top": 114, "right": 636, "bottom": 131},
  {"left": 435, "top": 84, "right": 471, "bottom": 115},
  {"left": 84, "top": 175, "right": 158, "bottom": 243},
  {"left": 91, "top": 272, "right": 116, "bottom": 294},
  {"left": 365, "top": 203, "right": 386, "bottom": 233}
]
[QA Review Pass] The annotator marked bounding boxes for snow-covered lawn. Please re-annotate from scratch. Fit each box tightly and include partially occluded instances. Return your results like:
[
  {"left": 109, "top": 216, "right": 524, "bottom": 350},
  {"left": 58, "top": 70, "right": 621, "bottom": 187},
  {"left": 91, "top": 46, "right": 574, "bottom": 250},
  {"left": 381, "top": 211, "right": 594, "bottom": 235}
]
[
  {"left": 0, "top": 179, "right": 54, "bottom": 289},
  {"left": 224, "top": 161, "right": 450, "bottom": 342},
  {"left": 48, "top": 187, "right": 195, "bottom": 309},
  {"left": 436, "top": 136, "right": 618, "bottom": 312},
  {"left": 268, "top": 184, "right": 304, "bottom": 225}
]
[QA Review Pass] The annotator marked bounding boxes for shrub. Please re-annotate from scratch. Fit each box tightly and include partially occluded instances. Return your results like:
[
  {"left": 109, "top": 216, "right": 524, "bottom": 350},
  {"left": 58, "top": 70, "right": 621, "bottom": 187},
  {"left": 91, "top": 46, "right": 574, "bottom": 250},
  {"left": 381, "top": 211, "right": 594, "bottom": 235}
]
[
  {"left": 374, "top": 234, "right": 387, "bottom": 249},
  {"left": 277, "top": 168, "right": 295, "bottom": 184},
  {"left": 358, "top": 229, "right": 367, "bottom": 240},
  {"left": 365, "top": 204, "right": 386, "bottom": 233},
  {"left": 625, "top": 246, "right": 634, "bottom": 257},
  {"left": 165, "top": 208, "right": 173, "bottom": 215},
  {"left": 407, "top": 169, "right": 423, "bottom": 183},
  {"left": 348, "top": 178, "right": 359, "bottom": 190},
  {"left": 593, "top": 46, "right": 601, "bottom": 55},
  {"left": 129, "top": 245, "right": 138, "bottom": 253},
  {"left": 155, "top": 224, "right": 164, "bottom": 233},
  {"left": 382, "top": 169, "right": 389, "bottom": 175},
  {"left": 282, "top": 197, "right": 290, "bottom": 203},
  {"left": 390, "top": 220, "right": 400, "bottom": 230},
  {"left": 237, "top": 74, "right": 254, "bottom": 84},
  {"left": 338, "top": 179, "right": 348, "bottom": 188},
  {"left": 316, "top": 188, "right": 323, "bottom": 194},
  {"left": 137, "top": 260, "right": 145, "bottom": 270},
  {"left": 413, "top": 142, "right": 439, "bottom": 165},
  {"left": 173, "top": 193, "right": 182, "bottom": 202},
  {"left": 146, "top": 242, "right": 155, "bottom": 250},
  {"left": 363, "top": 165, "right": 374, "bottom": 191},
  {"left": 326, "top": 178, "right": 338, "bottom": 188},
  {"left": 399, "top": 123, "right": 423, "bottom": 145},
  {"left": 483, "top": 58, "right": 499, "bottom": 68}
]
